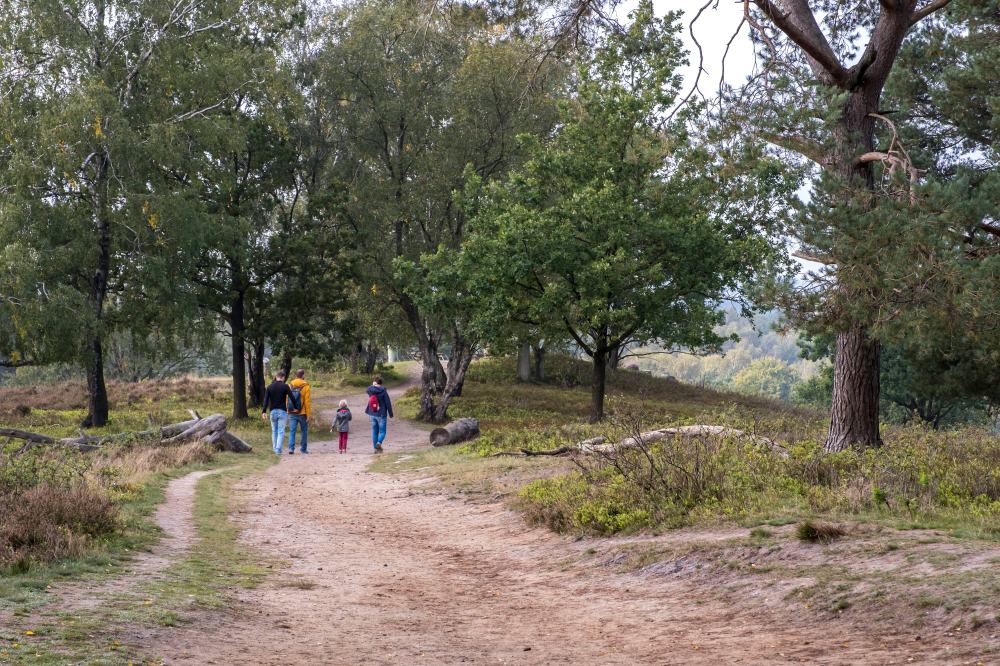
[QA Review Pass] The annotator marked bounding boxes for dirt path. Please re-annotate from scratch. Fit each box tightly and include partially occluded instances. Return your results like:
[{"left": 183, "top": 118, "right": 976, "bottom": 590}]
[
  {"left": 36, "top": 469, "right": 222, "bottom": 616},
  {"left": 132, "top": 378, "right": 991, "bottom": 665}
]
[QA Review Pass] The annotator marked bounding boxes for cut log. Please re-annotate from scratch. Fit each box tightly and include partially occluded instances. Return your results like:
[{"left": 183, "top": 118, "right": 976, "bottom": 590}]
[
  {"left": 430, "top": 417, "right": 480, "bottom": 447},
  {"left": 0, "top": 414, "right": 252, "bottom": 453}
]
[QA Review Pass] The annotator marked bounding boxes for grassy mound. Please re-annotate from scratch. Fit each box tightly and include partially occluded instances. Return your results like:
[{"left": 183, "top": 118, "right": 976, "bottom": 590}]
[{"left": 399, "top": 356, "right": 1000, "bottom": 539}]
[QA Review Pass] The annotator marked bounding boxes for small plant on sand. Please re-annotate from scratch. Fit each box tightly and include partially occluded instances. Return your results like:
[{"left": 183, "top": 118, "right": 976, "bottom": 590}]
[{"left": 796, "top": 521, "right": 846, "bottom": 544}]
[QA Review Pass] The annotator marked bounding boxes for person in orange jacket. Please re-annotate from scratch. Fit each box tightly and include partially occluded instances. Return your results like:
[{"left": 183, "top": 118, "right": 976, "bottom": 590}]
[{"left": 287, "top": 369, "right": 312, "bottom": 454}]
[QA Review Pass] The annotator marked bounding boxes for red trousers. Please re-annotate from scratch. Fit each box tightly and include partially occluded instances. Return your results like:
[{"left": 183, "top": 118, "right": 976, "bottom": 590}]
[{"left": 338, "top": 431, "right": 349, "bottom": 451}]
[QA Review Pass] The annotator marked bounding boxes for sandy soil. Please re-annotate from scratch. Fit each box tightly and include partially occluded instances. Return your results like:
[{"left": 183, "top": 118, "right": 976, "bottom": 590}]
[{"left": 135, "top": 381, "right": 988, "bottom": 666}]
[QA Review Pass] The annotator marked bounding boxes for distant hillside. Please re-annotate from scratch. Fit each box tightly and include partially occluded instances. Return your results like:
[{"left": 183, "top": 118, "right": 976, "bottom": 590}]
[{"left": 627, "top": 306, "right": 819, "bottom": 402}]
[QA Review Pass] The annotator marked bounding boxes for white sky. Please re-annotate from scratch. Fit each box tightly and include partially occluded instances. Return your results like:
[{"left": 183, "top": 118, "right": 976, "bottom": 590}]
[{"left": 649, "top": 1, "right": 758, "bottom": 96}]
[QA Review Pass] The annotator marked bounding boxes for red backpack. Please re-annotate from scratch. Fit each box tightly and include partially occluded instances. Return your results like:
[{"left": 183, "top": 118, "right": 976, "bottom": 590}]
[{"left": 368, "top": 394, "right": 380, "bottom": 412}]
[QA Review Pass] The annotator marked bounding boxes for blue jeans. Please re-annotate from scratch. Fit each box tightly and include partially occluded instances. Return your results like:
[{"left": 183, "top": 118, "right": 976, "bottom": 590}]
[
  {"left": 269, "top": 409, "right": 288, "bottom": 455},
  {"left": 370, "top": 414, "right": 387, "bottom": 448},
  {"left": 288, "top": 414, "right": 308, "bottom": 453}
]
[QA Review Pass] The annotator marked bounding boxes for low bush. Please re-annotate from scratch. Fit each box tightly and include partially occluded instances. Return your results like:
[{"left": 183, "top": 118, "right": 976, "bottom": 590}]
[
  {"left": 517, "top": 425, "right": 1000, "bottom": 536},
  {"left": 0, "top": 483, "right": 119, "bottom": 569},
  {"left": 796, "top": 520, "right": 846, "bottom": 543},
  {"left": 416, "top": 356, "right": 1000, "bottom": 538}
]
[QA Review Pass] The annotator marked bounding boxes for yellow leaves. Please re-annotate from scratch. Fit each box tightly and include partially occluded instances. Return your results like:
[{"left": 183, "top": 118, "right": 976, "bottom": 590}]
[
  {"left": 147, "top": 213, "right": 159, "bottom": 231},
  {"left": 339, "top": 99, "right": 350, "bottom": 108},
  {"left": 24, "top": 630, "right": 34, "bottom": 636},
  {"left": 370, "top": 283, "right": 379, "bottom": 296},
  {"left": 93, "top": 116, "right": 104, "bottom": 139}
]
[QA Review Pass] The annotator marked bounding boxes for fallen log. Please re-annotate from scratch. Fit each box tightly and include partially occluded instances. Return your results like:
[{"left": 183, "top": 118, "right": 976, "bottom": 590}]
[
  {"left": 430, "top": 417, "right": 480, "bottom": 447},
  {"left": 0, "top": 414, "right": 252, "bottom": 453},
  {"left": 491, "top": 425, "right": 783, "bottom": 458}
]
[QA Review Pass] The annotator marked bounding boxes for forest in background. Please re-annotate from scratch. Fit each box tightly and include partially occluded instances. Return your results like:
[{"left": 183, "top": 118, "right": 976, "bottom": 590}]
[{"left": 1, "top": 0, "right": 997, "bottom": 445}]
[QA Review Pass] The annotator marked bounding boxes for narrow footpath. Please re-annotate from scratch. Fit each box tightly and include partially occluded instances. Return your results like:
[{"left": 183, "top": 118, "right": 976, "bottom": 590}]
[{"left": 141, "top": 379, "right": 956, "bottom": 665}]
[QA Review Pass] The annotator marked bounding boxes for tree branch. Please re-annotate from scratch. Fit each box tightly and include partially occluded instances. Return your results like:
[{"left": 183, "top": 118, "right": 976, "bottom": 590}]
[
  {"left": 792, "top": 250, "right": 835, "bottom": 265},
  {"left": 910, "top": 0, "right": 953, "bottom": 26},
  {"left": 759, "top": 131, "right": 827, "bottom": 165},
  {"left": 752, "top": 0, "right": 849, "bottom": 85}
]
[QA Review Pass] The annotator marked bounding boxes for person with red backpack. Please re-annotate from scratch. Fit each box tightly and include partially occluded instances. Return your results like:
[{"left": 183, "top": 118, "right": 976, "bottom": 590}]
[{"left": 365, "top": 375, "right": 393, "bottom": 452}]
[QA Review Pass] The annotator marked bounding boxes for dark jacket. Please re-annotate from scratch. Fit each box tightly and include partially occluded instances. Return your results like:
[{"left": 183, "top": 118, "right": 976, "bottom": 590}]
[
  {"left": 262, "top": 381, "right": 293, "bottom": 414},
  {"left": 334, "top": 407, "right": 352, "bottom": 432},
  {"left": 365, "top": 385, "right": 393, "bottom": 418}
]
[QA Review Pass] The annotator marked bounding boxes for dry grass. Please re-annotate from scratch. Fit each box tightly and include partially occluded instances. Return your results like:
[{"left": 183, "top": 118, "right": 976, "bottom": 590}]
[
  {"left": 0, "top": 483, "right": 119, "bottom": 568},
  {"left": 796, "top": 520, "right": 847, "bottom": 544},
  {"left": 0, "top": 375, "right": 231, "bottom": 413}
]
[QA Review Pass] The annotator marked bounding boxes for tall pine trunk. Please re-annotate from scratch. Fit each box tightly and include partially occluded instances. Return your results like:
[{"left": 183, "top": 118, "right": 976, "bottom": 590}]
[
  {"left": 826, "top": 325, "right": 882, "bottom": 452},
  {"left": 825, "top": 95, "right": 883, "bottom": 451},
  {"left": 83, "top": 152, "right": 111, "bottom": 428}
]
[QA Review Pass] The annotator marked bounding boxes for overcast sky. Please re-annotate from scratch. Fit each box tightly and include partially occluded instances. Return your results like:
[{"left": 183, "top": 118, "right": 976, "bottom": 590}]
[{"left": 644, "top": 1, "right": 758, "bottom": 96}]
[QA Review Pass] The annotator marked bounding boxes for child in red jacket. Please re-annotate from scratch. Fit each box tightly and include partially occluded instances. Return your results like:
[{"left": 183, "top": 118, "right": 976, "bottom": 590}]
[{"left": 331, "top": 400, "right": 352, "bottom": 453}]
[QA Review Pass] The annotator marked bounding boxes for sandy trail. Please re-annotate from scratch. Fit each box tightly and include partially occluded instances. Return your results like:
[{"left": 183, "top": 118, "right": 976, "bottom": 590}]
[
  {"left": 142, "top": 381, "right": 963, "bottom": 665},
  {"left": 28, "top": 469, "right": 221, "bottom": 618}
]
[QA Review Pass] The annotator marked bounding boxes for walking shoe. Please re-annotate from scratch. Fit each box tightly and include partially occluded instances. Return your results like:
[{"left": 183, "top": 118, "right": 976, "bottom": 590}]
[{"left": 288, "top": 451, "right": 294, "bottom": 455}]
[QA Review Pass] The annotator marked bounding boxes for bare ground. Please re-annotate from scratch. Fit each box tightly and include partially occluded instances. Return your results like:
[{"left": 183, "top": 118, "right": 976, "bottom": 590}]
[{"left": 132, "top": 383, "right": 997, "bottom": 665}]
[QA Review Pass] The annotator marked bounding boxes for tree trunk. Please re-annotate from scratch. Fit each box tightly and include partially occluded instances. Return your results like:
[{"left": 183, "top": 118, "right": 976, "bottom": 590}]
[
  {"left": 532, "top": 342, "right": 545, "bottom": 381},
  {"left": 350, "top": 342, "right": 362, "bottom": 374},
  {"left": 418, "top": 359, "right": 437, "bottom": 421},
  {"left": 246, "top": 340, "right": 265, "bottom": 409},
  {"left": 432, "top": 345, "right": 475, "bottom": 423},
  {"left": 280, "top": 353, "right": 292, "bottom": 379},
  {"left": 364, "top": 343, "right": 379, "bottom": 374},
  {"left": 432, "top": 345, "right": 446, "bottom": 392},
  {"left": 825, "top": 92, "right": 883, "bottom": 451},
  {"left": 430, "top": 418, "right": 480, "bottom": 446},
  {"left": 517, "top": 342, "right": 531, "bottom": 382},
  {"left": 400, "top": 294, "right": 447, "bottom": 420},
  {"left": 446, "top": 333, "right": 473, "bottom": 398},
  {"left": 230, "top": 293, "right": 249, "bottom": 420},
  {"left": 608, "top": 344, "right": 627, "bottom": 370},
  {"left": 825, "top": 325, "right": 882, "bottom": 452},
  {"left": 83, "top": 152, "right": 112, "bottom": 428},
  {"left": 590, "top": 347, "right": 607, "bottom": 423},
  {"left": 83, "top": 335, "right": 109, "bottom": 428}
]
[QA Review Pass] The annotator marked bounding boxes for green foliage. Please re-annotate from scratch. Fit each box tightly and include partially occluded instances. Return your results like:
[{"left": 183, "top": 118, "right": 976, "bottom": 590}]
[
  {"left": 633, "top": 306, "right": 817, "bottom": 389},
  {"left": 0, "top": 0, "right": 303, "bottom": 423},
  {"left": 463, "top": 3, "right": 789, "bottom": 420},
  {"left": 792, "top": 364, "right": 834, "bottom": 410},
  {"left": 0, "top": 445, "right": 90, "bottom": 493},
  {"left": 730, "top": 357, "right": 800, "bottom": 402}
]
